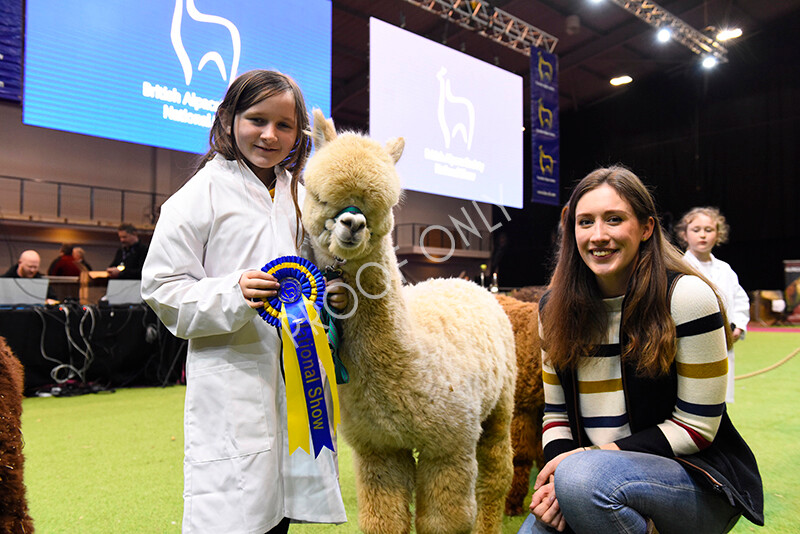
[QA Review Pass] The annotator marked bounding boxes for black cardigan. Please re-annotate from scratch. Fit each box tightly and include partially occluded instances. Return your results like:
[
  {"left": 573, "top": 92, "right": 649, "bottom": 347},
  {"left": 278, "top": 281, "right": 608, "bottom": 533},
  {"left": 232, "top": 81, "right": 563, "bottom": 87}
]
[{"left": 540, "top": 273, "right": 764, "bottom": 526}]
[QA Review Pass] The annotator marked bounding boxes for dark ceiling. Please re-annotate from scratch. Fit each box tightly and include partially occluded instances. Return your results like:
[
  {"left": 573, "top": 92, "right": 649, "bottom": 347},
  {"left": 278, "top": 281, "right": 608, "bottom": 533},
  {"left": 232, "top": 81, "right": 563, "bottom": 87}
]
[{"left": 329, "top": 0, "right": 800, "bottom": 129}]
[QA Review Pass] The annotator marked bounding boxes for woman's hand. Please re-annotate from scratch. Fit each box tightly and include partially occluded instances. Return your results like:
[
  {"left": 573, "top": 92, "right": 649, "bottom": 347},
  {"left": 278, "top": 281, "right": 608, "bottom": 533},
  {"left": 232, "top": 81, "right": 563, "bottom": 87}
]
[
  {"left": 530, "top": 444, "right": 619, "bottom": 530},
  {"left": 529, "top": 450, "right": 579, "bottom": 531},
  {"left": 325, "top": 277, "right": 349, "bottom": 311},
  {"left": 534, "top": 443, "right": 620, "bottom": 491},
  {"left": 534, "top": 449, "right": 578, "bottom": 492},
  {"left": 239, "top": 270, "right": 280, "bottom": 309},
  {"left": 530, "top": 476, "right": 567, "bottom": 531}
]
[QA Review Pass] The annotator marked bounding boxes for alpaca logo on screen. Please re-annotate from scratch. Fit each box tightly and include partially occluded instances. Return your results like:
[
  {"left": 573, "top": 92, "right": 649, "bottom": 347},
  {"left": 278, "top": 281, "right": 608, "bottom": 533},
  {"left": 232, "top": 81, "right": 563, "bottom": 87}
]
[
  {"left": 170, "top": 0, "right": 241, "bottom": 86},
  {"left": 436, "top": 67, "right": 475, "bottom": 150},
  {"left": 423, "top": 67, "right": 485, "bottom": 182}
]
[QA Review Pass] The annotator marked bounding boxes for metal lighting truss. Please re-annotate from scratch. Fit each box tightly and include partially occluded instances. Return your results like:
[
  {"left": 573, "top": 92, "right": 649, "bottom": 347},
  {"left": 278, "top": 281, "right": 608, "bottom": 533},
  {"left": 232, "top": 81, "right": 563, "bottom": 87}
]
[
  {"left": 400, "top": 0, "right": 559, "bottom": 55},
  {"left": 609, "top": 0, "right": 728, "bottom": 63}
]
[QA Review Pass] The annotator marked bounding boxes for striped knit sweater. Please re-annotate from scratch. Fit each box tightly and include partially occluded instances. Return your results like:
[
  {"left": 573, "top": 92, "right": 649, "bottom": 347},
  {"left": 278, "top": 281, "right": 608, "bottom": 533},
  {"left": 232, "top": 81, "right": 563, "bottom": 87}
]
[{"left": 541, "top": 274, "right": 729, "bottom": 457}]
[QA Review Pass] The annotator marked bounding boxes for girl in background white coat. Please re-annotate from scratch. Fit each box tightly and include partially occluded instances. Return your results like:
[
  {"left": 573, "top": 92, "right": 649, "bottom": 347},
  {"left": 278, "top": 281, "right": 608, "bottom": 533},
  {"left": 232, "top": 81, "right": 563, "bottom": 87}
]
[
  {"left": 142, "top": 70, "right": 346, "bottom": 534},
  {"left": 676, "top": 207, "right": 750, "bottom": 403}
]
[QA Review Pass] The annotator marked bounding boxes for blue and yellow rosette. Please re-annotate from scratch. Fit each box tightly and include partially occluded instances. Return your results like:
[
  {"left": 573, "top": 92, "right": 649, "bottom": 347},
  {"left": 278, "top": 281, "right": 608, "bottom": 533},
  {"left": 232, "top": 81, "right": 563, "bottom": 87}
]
[{"left": 257, "top": 256, "right": 339, "bottom": 458}]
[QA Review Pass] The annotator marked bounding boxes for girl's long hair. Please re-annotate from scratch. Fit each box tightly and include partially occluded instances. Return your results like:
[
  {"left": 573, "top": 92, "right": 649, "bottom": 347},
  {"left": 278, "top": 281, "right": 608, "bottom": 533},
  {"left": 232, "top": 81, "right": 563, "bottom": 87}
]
[
  {"left": 543, "top": 166, "right": 730, "bottom": 376},
  {"left": 196, "top": 70, "right": 311, "bottom": 245}
]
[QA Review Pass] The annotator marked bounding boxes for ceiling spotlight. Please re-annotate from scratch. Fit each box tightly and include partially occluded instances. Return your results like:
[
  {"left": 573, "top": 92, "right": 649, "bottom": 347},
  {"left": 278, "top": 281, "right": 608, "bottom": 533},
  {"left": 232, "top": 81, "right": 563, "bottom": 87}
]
[
  {"left": 657, "top": 28, "right": 671, "bottom": 42},
  {"left": 716, "top": 28, "right": 742, "bottom": 41},
  {"left": 702, "top": 56, "right": 718, "bottom": 69},
  {"left": 588, "top": 0, "right": 603, "bottom": 4},
  {"left": 610, "top": 75, "right": 633, "bottom": 86},
  {"left": 566, "top": 14, "right": 581, "bottom": 35}
]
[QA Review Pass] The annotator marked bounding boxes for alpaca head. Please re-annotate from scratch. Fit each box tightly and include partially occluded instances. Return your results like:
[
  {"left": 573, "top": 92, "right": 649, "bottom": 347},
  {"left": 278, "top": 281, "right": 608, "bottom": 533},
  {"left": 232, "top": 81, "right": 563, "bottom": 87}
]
[{"left": 303, "top": 109, "right": 405, "bottom": 264}]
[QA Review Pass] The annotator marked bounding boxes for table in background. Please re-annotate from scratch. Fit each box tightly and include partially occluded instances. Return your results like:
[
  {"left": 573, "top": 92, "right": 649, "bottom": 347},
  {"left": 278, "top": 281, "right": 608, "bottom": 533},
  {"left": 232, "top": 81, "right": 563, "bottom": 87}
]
[
  {"left": 0, "top": 302, "right": 185, "bottom": 396},
  {"left": 46, "top": 272, "right": 111, "bottom": 304}
]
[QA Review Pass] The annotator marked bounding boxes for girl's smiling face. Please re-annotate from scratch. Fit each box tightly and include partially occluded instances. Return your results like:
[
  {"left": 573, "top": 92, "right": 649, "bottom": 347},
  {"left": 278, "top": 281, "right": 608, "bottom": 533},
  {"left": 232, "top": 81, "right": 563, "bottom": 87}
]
[
  {"left": 233, "top": 91, "right": 298, "bottom": 184},
  {"left": 574, "top": 183, "right": 654, "bottom": 297}
]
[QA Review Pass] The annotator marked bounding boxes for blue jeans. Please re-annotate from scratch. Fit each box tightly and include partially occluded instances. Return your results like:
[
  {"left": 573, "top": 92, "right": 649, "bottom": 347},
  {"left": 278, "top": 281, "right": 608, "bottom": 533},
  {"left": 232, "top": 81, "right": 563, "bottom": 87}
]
[{"left": 517, "top": 450, "right": 741, "bottom": 534}]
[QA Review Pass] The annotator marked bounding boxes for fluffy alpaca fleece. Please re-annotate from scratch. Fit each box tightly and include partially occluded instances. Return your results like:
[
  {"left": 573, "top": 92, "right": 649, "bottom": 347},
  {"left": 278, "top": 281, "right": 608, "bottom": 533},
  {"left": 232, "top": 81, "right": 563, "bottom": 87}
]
[
  {"left": 508, "top": 286, "right": 547, "bottom": 305},
  {"left": 493, "top": 295, "right": 545, "bottom": 516},
  {"left": 0, "top": 337, "right": 34, "bottom": 533},
  {"left": 302, "top": 110, "right": 517, "bottom": 534}
]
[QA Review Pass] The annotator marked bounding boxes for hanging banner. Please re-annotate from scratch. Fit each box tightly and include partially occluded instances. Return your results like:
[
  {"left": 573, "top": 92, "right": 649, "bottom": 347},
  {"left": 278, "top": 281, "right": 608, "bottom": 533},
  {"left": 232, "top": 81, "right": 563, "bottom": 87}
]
[{"left": 530, "top": 47, "right": 560, "bottom": 206}]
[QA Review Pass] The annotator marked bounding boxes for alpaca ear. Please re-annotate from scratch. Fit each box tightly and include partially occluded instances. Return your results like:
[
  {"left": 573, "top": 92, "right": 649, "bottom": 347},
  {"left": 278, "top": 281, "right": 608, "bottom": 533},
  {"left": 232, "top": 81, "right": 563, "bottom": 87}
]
[
  {"left": 312, "top": 108, "right": 337, "bottom": 149},
  {"left": 385, "top": 137, "right": 405, "bottom": 164}
]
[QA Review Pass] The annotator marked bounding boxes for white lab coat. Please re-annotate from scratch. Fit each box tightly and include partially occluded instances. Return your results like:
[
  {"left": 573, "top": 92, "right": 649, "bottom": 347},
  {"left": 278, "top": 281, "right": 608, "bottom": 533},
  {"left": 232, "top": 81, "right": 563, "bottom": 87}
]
[
  {"left": 683, "top": 251, "right": 750, "bottom": 403},
  {"left": 142, "top": 155, "right": 346, "bottom": 534}
]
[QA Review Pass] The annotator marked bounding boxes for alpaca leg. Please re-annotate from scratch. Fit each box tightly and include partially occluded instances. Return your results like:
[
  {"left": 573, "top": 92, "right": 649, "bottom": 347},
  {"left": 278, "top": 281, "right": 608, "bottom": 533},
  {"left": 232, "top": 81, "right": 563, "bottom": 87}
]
[
  {"left": 415, "top": 449, "right": 477, "bottom": 534},
  {"left": 352, "top": 447, "right": 415, "bottom": 534},
  {"left": 505, "top": 409, "right": 539, "bottom": 516},
  {"left": 475, "top": 390, "right": 514, "bottom": 534}
]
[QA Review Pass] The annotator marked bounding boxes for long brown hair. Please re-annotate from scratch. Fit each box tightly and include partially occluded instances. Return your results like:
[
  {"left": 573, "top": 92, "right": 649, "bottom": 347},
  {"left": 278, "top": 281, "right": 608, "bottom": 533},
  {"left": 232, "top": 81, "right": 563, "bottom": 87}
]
[
  {"left": 543, "top": 166, "right": 730, "bottom": 376},
  {"left": 197, "top": 70, "right": 311, "bottom": 245}
]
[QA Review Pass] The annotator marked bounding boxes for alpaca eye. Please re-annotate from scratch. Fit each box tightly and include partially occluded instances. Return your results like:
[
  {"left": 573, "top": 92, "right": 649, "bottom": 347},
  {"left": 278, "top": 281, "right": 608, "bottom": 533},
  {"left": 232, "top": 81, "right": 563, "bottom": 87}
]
[{"left": 311, "top": 192, "right": 327, "bottom": 206}]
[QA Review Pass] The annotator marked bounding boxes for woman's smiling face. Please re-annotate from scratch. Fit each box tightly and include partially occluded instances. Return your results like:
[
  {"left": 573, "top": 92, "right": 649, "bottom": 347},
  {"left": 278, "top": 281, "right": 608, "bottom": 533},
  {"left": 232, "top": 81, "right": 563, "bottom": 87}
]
[{"left": 574, "top": 183, "right": 654, "bottom": 297}]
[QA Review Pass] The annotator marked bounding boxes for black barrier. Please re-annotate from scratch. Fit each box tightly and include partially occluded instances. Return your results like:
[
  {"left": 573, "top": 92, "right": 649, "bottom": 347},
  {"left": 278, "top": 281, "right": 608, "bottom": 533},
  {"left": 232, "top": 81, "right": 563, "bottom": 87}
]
[{"left": 0, "top": 302, "right": 185, "bottom": 396}]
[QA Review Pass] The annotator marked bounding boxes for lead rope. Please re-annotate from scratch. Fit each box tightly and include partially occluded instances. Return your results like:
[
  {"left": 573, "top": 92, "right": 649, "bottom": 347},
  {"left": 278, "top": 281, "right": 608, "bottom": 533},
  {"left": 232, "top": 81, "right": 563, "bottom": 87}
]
[
  {"left": 735, "top": 344, "right": 800, "bottom": 380},
  {"left": 321, "top": 265, "right": 349, "bottom": 385}
]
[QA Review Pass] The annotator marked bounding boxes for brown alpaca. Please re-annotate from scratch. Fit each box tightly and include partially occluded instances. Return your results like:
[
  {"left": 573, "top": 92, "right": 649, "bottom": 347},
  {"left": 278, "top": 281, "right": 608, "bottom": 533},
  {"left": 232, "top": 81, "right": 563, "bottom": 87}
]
[
  {"left": 508, "top": 286, "right": 547, "bottom": 305},
  {"left": 0, "top": 337, "right": 34, "bottom": 533},
  {"left": 495, "top": 295, "right": 546, "bottom": 516}
]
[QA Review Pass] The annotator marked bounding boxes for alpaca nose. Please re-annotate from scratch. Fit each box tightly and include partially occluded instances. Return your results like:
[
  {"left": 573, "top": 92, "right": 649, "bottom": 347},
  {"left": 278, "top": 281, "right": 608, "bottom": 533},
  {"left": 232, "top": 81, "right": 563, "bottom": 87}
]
[{"left": 341, "top": 214, "right": 365, "bottom": 234}]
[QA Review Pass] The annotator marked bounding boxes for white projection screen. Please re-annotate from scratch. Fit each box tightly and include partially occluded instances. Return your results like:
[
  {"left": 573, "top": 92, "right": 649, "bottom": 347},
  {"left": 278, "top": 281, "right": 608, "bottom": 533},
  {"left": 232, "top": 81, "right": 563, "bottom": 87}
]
[{"left": 369, "top": 18, "right": 523, "bottom": 208}]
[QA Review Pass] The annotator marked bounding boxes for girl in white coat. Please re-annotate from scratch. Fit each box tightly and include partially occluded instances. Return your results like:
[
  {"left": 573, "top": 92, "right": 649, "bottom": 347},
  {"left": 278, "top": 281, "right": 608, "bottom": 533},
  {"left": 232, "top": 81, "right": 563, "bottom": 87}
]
[
  {"left": 676, "top": 207, "right": 750, "bottom": 403},
  {"left": 142, "top": 70, "right": 347, "bottom": 534}
]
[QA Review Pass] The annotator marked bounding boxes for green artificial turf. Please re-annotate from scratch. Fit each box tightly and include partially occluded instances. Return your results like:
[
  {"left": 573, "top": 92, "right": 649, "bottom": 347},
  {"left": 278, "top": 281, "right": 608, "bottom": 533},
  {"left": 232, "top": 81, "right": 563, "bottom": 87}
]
[
  {"left": 19, "top": 330, "right": 799, "bottom": 533},
  {"left": 22, "top": 387, "right": 185, "bottom": 533},
  {"left": 728, "top": 331, "right": 800, "bottom": 534}
]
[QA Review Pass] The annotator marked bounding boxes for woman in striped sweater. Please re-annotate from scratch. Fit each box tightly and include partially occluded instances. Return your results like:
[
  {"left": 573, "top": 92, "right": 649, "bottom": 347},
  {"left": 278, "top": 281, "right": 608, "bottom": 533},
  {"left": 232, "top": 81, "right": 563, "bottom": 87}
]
[{"left": 519, "top": 167, "right": 763, "bottom": 534}]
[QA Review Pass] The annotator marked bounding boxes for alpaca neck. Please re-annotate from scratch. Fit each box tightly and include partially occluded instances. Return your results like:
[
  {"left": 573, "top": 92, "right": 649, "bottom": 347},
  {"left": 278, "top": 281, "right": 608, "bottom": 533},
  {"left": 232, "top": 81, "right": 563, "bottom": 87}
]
[{"left": 339, "top": 241, "right": 413, "bottom": 375}]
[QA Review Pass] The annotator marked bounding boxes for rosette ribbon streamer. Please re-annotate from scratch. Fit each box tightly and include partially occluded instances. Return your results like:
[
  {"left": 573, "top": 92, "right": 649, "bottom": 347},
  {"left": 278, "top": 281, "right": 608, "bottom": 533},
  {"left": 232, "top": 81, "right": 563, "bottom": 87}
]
[{"left": 257, "top": 256, "right": 340, "bottom": 457}]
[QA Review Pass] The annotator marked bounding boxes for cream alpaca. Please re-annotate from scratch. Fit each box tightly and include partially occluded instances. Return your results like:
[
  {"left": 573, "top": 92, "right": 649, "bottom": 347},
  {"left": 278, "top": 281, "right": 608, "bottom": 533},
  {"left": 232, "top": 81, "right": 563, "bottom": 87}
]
[{"left": 302, "top": 110, "right": 517, "bottom": 534}]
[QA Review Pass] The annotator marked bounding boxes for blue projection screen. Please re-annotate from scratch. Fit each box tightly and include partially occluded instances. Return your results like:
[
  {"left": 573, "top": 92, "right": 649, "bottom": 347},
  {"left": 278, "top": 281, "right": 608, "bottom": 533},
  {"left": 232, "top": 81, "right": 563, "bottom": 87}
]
[
  {"left": 369, "top": 18, "right": 523, "bottom": 208},
  {"left": 23, "top": 0, "right": 331, "bottom": 154}
]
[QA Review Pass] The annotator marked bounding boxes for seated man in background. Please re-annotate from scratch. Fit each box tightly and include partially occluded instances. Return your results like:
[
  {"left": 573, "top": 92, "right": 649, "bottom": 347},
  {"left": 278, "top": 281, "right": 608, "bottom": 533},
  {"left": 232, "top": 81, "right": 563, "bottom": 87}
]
[
  {"left": 48, "top": 244, "right": 82, "bottom": 276},
  {"left": 107, "top": 223, "right": 148, "bottom": 279},
  {"left": 2, "top": 250, "right": 58, "bottom": 302},
  {"left": 72, "top": 247, "right": 93, "bottom": 271},
  {"left": 3, "top": 250, "right": 42, "bottom": 279}
]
